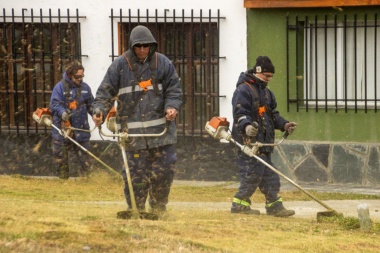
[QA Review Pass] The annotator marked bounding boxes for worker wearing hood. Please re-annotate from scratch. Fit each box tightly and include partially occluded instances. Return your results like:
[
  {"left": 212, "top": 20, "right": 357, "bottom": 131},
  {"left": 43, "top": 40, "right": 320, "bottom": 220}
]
[{"left": 92, "top": 25, "right": 182, "bottom": 218}]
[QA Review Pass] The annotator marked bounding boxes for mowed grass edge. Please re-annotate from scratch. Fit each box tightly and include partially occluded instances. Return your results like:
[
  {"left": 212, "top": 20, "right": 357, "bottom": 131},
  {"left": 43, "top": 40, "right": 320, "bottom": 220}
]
[{"left": 1, "top": 172, "right": 380, "bottom": 253}]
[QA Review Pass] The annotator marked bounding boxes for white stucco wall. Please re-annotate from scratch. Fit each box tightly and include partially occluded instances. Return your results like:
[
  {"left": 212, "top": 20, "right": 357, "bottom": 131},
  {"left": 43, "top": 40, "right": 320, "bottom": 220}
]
[{"left": 2, "top": 0, "right": 247, "bottom": 140}]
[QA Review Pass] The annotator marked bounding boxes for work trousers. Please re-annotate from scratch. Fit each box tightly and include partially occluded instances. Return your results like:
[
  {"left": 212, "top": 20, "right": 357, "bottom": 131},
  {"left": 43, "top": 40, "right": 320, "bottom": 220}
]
[
  {"left": 234, "top": 151, "right": 280, "bottom": 205},
  {"left": 52, "top": 139, "right": 91, "bottom": 179},
  {"left": 121, "top": 144, "right": 177, "bottom": 211}
]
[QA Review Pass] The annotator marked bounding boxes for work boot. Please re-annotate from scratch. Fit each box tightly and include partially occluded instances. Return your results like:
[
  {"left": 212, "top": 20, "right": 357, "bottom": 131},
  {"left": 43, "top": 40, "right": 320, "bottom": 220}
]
[
  {"left": 150, "top": 206, "right": 175, "bottom": 221},
  {"left": 231, "top": 204, "right": 260, "bottom": 215},
  {"left": 267, "top": 206, "right": 295, "bottom": 217},
  {"left": 57, "top": 168, "right": 69, "bottom": 180},
  {"left": 151, "top": 206, "right": 165, "bottom": 217},
  {"left": 80, "top": 168, "right": 91, "bottom": 178},
  {"left": 266, "top": 198, "right": 295, "bottom": 217}
]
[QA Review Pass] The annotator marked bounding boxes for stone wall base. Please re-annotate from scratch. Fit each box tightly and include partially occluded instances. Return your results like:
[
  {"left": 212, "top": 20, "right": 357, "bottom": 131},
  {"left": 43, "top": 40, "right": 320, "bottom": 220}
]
[{"left": 1, "top": 134, "right": 379, "bottom": 186}]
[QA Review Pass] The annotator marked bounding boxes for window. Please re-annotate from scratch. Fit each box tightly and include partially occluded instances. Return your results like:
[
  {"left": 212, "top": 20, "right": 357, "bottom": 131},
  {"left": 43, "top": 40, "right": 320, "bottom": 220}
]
[
  {"left": 112, "top": 9, "right": 223, "bottom": 136},
  {"left": 305, "top": 19, "right": 380, "bottom": 107},
  {"left": 0, "top": 9, "right": 84, "bottom": 134},
  {"left": 287, "top": 13, "right": 380, "bottom": 112}
]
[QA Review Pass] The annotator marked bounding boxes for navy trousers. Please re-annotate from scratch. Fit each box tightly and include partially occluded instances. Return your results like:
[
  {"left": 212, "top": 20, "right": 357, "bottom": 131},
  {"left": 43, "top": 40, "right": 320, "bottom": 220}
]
[
  {"left": 121, "top": 144, "right": 177, "bottom": 211},
  {"left": 233, "top": 151, "right": 281, "bottom": 205}
]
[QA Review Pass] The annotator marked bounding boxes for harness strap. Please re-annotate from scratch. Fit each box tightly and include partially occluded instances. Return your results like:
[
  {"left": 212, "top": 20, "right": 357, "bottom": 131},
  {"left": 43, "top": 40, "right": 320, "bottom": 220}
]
[
  {"left": 123, "top": 51, "right": 159, "bottom": 94},
  {"left": 62, "top": 79, "right": 82, "bottom": 112},
  {"left": 243, "top": 81, "right": 268, "bottom": 121}
]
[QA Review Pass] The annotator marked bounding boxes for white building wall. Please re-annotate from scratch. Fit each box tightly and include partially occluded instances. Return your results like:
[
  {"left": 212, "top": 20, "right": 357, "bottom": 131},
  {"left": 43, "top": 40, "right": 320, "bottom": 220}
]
[{"left": 2, "top": 0, "right": 247, "bottom": 139}]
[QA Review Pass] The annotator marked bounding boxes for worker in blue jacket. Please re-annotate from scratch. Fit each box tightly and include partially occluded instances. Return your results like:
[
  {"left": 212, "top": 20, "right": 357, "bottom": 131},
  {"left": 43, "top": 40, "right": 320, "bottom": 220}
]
[
  {"left": 50, "top": 61, "right": 94, "bottom": 179},
  {"left": 231, "top": 56, "right": 297, "bottom": 217},
  {"left": 92, "top": 25, "right": 183, "bottom": 217}
]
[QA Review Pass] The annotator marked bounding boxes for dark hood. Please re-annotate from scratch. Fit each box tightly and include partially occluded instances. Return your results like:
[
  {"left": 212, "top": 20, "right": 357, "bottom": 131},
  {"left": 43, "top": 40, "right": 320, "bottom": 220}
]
[
  {"left": 128, "top": 25, "right": 158, "bottom": 60},
  {"left": 236, "top": 71, "right": 267, "bottom": 89}
]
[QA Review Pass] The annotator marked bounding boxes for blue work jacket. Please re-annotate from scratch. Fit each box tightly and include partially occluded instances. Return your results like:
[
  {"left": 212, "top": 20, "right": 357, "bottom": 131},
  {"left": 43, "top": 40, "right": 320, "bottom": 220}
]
[
  {"left": 231, "top": 71, "right": 288, "bottom": 153},
  {"left": 50, "top": 72, "right": 94, "bottom": 142}
]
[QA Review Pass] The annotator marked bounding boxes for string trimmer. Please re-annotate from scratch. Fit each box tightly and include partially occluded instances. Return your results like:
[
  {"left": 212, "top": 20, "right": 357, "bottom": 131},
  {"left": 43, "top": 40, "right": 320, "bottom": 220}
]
[
  {"left": 33, "top": 108, "right": 168, "bottom": 220},
  {"left": 205, "top": 116, "right": 343, "bottom": 220},
  {"left": 32, "top": 108, "right": 120, "bottom": 177},
  {"left": 95, "top": 108, "right": 170, "bottom": 221}
]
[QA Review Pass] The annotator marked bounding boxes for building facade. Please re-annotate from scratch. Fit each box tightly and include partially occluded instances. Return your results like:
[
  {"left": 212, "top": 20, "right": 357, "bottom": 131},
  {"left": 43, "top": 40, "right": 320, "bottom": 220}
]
[{"left": 1, "top": 0, "right": 380, "bottom": 186}]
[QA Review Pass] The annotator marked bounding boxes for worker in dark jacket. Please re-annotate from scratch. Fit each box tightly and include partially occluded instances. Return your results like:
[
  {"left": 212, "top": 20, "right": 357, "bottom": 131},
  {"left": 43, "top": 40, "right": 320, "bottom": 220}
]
[
  {"left": 231, "top": 56, "right": 297, "bottom": 217},
  {"left": 92, "top": 25, "right": 183, "bottom": 216},
  {"left": 50, "top": 61, "right": 94, "bottom": 179}
]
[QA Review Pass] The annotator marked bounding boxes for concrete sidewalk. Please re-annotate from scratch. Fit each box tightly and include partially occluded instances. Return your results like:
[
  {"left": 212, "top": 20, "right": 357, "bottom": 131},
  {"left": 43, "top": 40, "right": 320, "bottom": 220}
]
[{"left": 173, "top": 180, "right": 380, "bottom": 220}]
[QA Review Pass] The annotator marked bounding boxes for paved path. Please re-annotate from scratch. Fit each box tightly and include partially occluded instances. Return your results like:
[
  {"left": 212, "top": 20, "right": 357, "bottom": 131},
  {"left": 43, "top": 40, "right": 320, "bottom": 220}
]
[
  {"left": 5, "top": 176, "right": 380, "bottom": 220},
  {"left": 173, "top": 180, "right": 380, "bottom": 220},
  {"left": 174, "top": 180, "right": 380, "bottom": 195},
  {"left": 168, "top": 200, "right": 380, "bottom": 220}
]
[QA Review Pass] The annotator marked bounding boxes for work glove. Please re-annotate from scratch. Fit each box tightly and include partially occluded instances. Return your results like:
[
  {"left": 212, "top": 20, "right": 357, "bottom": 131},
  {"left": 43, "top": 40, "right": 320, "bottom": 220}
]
[
  {"left": 245, "top": 124, "right": 258, "bottom": 137},
  {"left": 284, "top": 122, "right": 297, "bottom": 134},
  {"left": 61, "top": 112, "right": 69, "bottom": 121}
]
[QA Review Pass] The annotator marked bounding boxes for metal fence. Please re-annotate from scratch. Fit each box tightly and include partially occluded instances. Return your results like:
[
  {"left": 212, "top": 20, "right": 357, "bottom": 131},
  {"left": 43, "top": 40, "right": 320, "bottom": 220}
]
[
  {"left": 0, "top": 8, "right": 224, "bottom": 138},
  {"left": 0, "top": 8, "right": 85, "bottom": 135},
  {"left": 110, "top": 9, "right": 225, "bottom": 137}
]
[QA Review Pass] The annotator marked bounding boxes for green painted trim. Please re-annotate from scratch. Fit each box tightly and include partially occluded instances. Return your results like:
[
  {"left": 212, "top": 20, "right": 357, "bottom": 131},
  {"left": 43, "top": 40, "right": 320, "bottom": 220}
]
[{"left": 247, "top": 7, "right": 380, "bottom": 142}]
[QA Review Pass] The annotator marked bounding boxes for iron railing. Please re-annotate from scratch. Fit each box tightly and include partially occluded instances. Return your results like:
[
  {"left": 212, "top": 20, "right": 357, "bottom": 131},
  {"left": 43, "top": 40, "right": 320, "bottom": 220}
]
[
  {"left": 0, "top": 8, "right": 86, "bottom": 135},
  {"left": 109, "top": 9, "right": 226, "bottom": 137}
]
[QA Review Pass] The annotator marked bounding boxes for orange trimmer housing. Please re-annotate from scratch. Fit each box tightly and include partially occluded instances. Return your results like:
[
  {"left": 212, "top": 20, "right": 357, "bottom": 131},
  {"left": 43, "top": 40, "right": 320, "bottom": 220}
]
[
  {"left": 106, "top": 106, "right": 117, "bottom": 122},
  {"left": 32, "top": 108, "right": 52, "bottom": 125},
  {"left": 208, "top": 116, "right": 230, "bottom": 129}
]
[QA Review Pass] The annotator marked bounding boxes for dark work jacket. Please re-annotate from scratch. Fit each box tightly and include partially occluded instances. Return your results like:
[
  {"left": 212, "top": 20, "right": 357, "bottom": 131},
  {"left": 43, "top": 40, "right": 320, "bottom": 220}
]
[
  {"left": 231, "top": 71, "right": 288, "bottom": 153},
  {"left": 50, "top": 72, "right": 94, "bottom": 142},
  {"left": 92, "top": 25, "right": 183, "bottom": 151}
]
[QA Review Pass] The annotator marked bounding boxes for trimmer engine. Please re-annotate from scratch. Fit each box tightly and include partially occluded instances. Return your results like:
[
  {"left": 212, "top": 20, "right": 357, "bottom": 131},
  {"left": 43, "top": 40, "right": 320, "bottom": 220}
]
[
  {"left": 205, "top": 117, "right": 232, "bottom": 141},
  {"left": 106, "top": 106, "right": 118, "bottom": 133},
  {"left": 32, "top": 108, "right": 53, "bottom": 126}
]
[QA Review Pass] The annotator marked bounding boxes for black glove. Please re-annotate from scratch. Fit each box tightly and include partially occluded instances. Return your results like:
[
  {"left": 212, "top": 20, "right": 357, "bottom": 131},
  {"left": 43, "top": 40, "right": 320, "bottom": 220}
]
[
  {"left": 61, "top": 112, "right": 69, "bottom": 121},
  {"left": 284, "top": 122, "right": 297, "bottom": 134},
  {"left": 245, "top": 124, "right": 258, "bottom": 137}
]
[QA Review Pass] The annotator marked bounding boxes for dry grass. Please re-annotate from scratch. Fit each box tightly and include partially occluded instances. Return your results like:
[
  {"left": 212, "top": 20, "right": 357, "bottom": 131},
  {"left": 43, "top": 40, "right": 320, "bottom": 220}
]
[{"left": 0, "top": 172, "right": 380, "bottom": 253}]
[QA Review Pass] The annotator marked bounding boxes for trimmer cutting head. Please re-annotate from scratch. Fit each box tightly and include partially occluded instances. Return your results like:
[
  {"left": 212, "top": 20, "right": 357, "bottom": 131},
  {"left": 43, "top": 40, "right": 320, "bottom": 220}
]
[{"left": 317, "top": 210, "right": 344, "bottom": 222}]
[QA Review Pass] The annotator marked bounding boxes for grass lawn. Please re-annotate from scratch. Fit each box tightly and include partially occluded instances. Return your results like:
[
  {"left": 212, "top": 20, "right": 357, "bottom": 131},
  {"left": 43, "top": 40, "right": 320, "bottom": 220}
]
[{"left": 0, "top": 172, "right": 379, "bottom": 253}]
